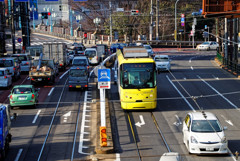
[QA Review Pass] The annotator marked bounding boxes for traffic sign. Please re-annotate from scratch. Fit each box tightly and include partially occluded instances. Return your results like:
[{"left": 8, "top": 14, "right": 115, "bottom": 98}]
[
  {"left": 181, "top": 23, "right": 185, "bottom": 27},
  {"left": 98, "top": 69, "right": 111, "bottom": 89},
  {"left": 181, "top": 18, "right": 185, "bottom": 22},
  {"left": 181, "top": 14, "right": 185, "bottom": 18},
  {"left": 116, "top": 8, "right": 124, "bottom": 12},
  {"left": 17, "top": 38, "right": 22, "bottom": 43}
]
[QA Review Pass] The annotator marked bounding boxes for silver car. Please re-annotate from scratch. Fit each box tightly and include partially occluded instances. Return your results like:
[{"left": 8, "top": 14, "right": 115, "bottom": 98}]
[
  {"left": 0, "top": 68, "right": 12, "bottom": 88},
  {"left": 12, "top": 54, "right": 32, "bottom": 72}
]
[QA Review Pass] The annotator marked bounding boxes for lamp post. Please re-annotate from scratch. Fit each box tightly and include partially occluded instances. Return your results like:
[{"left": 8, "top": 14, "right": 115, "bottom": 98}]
[
  {"left": 69, "top": 8, "right": 74, "bottom": 37},
  {"left": 76, "top": 15, "right": 83, "bottom": 30},
  {"left": 175, "top": 0, "right": 179, "bottom": 41},
  {"left": 30, "top": 6, "right": 36, "bottom": 30},
  {"left": 93, "top": 17, "right": 101, "bottom": 31}
]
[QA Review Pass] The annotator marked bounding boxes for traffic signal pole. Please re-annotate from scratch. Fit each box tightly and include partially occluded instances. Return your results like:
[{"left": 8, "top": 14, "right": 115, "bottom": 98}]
[{"left": 11, "top": 0, "right": 16, "bottom": 54}]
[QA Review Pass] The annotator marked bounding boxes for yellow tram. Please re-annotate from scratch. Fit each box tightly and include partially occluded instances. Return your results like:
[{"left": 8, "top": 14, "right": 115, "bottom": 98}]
[{"left": 115, "top": 47, "right": 157, "bottom": 110}]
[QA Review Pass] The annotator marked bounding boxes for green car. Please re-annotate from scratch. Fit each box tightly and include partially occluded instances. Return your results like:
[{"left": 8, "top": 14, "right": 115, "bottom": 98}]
[{"left": 9, "top": 85, "right": 39, "bottom": 108}]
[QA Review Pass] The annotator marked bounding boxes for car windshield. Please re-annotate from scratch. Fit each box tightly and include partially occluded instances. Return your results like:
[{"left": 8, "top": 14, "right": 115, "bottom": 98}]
[
  {"left": 0, "top": 60, "right": 13, "bottom": 67},
  {"left": 155, "top": 57, "right": 169, "bottom": 62},
  {"left": 202, "top": 42, "right": 210, "bottom": 45},
  {"left": 120, "top": 63, "right": 156, "bottom": 89},
  {"left": 73, "top": 59, "right": 87, "bottom": 66},
  {"left": 12, "top": 55, "right": 27, "bottom": 61},
  {"left": 144, "top": 46, "right": 151, "bottom": 49},
  {"left": 85, "top": 51, "right": 96, "bottom": 57},
  {"left": 70, "top": 69, "right": 88, "bottom": 77},
  {"left": 0, "top": 71, "right": 4, "bottom": 76},
  {"left": 191, "top": 120, "right": 222, "bottom": 132},
  {"left": 13, "top": 88, "right": 32, "bottom": 94}
]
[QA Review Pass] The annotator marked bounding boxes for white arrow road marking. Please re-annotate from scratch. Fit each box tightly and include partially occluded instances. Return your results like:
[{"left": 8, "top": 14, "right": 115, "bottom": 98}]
[
  {"left": 212, "top": 75, "right": 219, "bottom": 80},
  {"left": 135, "top": 115, "right": 145, "bottom": 127},
  {"left": 32, "top": 110, "right": 41, "bottom": 124},
  {"left": 173, "top": 115, "right": 182, "bottom": 126},
  {"left": 221, "top": 115, "right": 234, "bottom": 126},
  {"left": 63, "top": 111, "right": 71, "bottom": 123},
  {"left": 48, "top": 87, "right": 55, "bottom": 96},
  {"left": 190, "top": 66, "right": 194, "bottom": 70}
]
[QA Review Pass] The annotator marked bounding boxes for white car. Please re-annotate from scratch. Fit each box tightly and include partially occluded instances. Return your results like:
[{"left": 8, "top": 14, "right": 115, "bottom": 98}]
[
  {"left": 159, "top": 152, "right": 183, "bottom": 161},
  {"left": 143, "top": 44, "right": 154, "bottom": 57},
  {"left": 154, "top": 55, "right": 171, "bottom": 72},
  {"left": 0, "top": 68, "right": 12, "bottom": 88},
  {"left": 12, "top": 54, "right": 32, "bottom": 72},
  {"left": 196, "top": 41, "right": 219, "bottom": 51},
  {"left": 182, "top": 111, "right": 228, "bottom": 154}
]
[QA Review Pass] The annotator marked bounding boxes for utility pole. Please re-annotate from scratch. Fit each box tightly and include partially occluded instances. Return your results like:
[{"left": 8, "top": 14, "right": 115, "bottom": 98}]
[
  {"left": 0, "top": 2, "right": 6, "bottom": 55},
  {"left": 21, "top": 2, "right": 30, "bottom": 51},
  {"left": 109, "top": 1, "right": 112, "bottom": 44},
  {"left": 156, "top": 0, "right": 159, "bottom": 40},
  {"left": 224, "top": 18, "right": 228, "bottom": 60},
  {"left": 149, "top": 0, "right": 153, "bottom": 41},
  {"left": 11, "top": 0, "right": 16, "bottom": 54}
]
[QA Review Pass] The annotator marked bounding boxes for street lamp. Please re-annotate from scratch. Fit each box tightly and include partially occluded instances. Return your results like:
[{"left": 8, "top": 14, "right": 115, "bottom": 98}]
[
  {"left": 76, "top": 15, "right": 83, "bottom": 30},
  {"left": 93, "top": 17, "right": 101, "bottom": 31},
  {"left": 175, "top": 0, "right": 179, "bottom": 41},
  {"left": 30, "top": 6, "right": 36, "bottom": 30}
]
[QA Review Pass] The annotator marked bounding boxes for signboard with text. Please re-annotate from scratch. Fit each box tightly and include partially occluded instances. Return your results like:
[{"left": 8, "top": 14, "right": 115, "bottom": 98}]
[{"left": 98, "top": 69, "right": 111, "bottom": 89}]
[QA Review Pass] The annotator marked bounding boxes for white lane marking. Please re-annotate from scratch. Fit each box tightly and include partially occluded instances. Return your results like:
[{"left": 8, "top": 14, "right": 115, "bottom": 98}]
[
  {"left": 190, "top": 66, "right": 194, "bottom": 70},
  {"left": 135, "top": 115, "right": 145, "bottom": 127},
  {"left": 60, "top": 69, "right": 69, "bottom": 79},
  {"left": 32, "top": 110, "right": 41, "bottom": 124},
  {"left": 115, "top": 153, "right": 120, "bottom": 161},
  {"left": 14, "top": 149, "right": 23, "bottom": 161},
  {"left": 166, "top": 76, "right": 196, "bottom": 112},
  {"left": 212, "top": 75, "right": 219, "bottom": 80},
  {"left": 221, "top": 115, "right": 234, "bottom": 126},
  {"left": 78, "top": 91, "right": 90, "bottom": 155},
  {"left": 48, "top": 87, "right": 55, "bottom": 96},
  {"left": 63, "top": 111, "right": 71, "bottom": 123},
  {"left": 197, "top": 75, "right": 239, "bottom": 110}
]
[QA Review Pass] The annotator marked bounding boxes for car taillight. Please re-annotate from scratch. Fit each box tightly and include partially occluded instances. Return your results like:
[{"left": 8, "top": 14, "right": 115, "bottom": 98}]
[
  {"left": 69, "top": 85, "right": 73, "bottom": 87},
  {"left": 32, "top": 94, "right": 35, "bottom": 99},
  {"left": 85, "top": 85, "right": 88, "bottom": 87},
  {"left": 87, "top": 66, "right": 89, "bottom": 69},
  {"left": 96, "top": 56, "right": 98, "bottom": 60},
  {"left": 13, "top": 67, "right": 16, "bottom": 70},
  {"left": 10, "top": 95, "right": 13, "bottom": 100},
  {"left": 31, "top": 78, "right": 34, "bottom": 81},
  {"left": 60, "top": 64, "right": 63, "bottom": 66},
  {"left": 25, "top": 62, "right": 29, "bottom": 65},
  {"left": 4, "top": 76, "right": 7, "bottom": 79},
  {"left": 48, "top": 78, "right": 50, "bottom": 80}
]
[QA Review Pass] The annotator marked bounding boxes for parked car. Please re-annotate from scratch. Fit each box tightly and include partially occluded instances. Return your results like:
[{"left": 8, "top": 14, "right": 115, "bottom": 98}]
[
  {"left": 154, "top": 55, "right": 171, "bottom": 72},
  {"left": 9, "top": 85, "right": 39, "bottom": 108},
  {"left": 182, "top": 111, "right": 228, "bottom": 154},
  {"left": 11, "top": 53, "right": 32, "bottom": 72},
  {"left": 72, "top": 56, "right": 89, "bottom": 69},
  {"left": 159, "top": 152, "right": 183, "bottom": 161},
  {"left": 0, "top": 68, "right": 12, "bottom": 88},
  {"left": 68, "top": 66, "right": 89, "bottom": 90},
  {"left": 196, "top": 41, "right": 219, "bottom": 51},
  {"left": 0, "top": 57, "right": 21, "bottom": 81},
  {"left": 143, "top": 44, "right": 154, "bottom": 57}
]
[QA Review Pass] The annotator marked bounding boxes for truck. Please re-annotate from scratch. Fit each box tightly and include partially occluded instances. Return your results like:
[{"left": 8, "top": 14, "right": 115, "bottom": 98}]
[
  {"left": 26, "top": 45, "right": 43, "bottom": 60},
  {"left": 0, "top": 104, "right": 12, "bottom": 160},
  {"left": 29, "top": 54, "right": 58, "bottom": 85},
  {"left": 43, "top": 42, "right": 69, "bottom": 71}
]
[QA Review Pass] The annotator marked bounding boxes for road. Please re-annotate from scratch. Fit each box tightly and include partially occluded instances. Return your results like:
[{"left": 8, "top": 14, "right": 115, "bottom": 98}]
[{"left": 1, "top": 33, "right": 240, "bottom": 161}]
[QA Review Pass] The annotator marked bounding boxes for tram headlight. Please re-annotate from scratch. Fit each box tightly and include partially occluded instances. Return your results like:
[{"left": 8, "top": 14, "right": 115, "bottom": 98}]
[
  {"left": 150, "top": 94, "right": 153, "bottom": 97},
  {"left": 125, "top": 95, "right": 128, "bottom": 98}
]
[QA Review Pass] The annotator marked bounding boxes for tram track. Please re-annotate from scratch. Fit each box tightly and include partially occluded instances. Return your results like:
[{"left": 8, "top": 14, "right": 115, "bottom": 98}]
[{"left": 126, "top": 111, "right": 172, "bottom": 161}]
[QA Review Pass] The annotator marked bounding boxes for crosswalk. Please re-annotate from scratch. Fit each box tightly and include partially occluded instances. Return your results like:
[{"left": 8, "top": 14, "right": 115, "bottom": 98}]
[{"left": 6, "top": 41, "right": 73, "bottom": 47}]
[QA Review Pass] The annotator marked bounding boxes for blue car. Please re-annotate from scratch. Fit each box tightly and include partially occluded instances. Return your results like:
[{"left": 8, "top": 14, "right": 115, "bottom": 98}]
[{"left": 110, "top": 43, "right": 120, "bottom": 53}]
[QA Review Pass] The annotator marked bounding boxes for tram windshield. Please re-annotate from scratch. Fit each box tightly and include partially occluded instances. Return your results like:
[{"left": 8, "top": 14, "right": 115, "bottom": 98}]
[{"left": 120, "top": 63, "right": 156, "bottom": 89}]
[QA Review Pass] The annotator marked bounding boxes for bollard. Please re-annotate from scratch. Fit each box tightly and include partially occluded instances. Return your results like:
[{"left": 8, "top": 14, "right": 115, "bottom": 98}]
[{"left": 236, "top": 151, "right": 239, "bottom": 160}]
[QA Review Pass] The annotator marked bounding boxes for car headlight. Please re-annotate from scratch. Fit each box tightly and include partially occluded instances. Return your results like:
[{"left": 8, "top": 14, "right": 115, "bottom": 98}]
[
  {"left": 221, "top": 136, "right": 227, "bottom": 143},
  {"left": 191, "top": 136, "right": 198, "bottom": 144}
]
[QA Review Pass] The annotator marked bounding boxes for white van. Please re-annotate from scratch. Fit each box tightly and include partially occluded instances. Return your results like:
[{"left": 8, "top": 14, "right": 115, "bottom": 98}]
[
  {"left": 12, "top": 54, "right": 32, "bottom": 72},
  {"left": 84, "top": 48, "right": 100, "bottom": 65}
]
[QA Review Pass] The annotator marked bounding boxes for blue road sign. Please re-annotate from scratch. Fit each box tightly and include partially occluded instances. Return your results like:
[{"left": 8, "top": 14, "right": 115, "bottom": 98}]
[
  {"left": 98, "top": 69, "right": 111, "bottom": 82},
  {"left": 181, "top": 18, "right": 185, "bottom": 22}
]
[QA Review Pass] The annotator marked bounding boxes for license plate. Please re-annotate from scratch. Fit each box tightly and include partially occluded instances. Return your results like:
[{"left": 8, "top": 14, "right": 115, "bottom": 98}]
[
  {"left": 38, "top": 78, "right": 42, "bottom": 81},
  {"left": 18, "top": 96, "right": 26, "bottom": 100},
  {"left": 76, "top": 85, "right": 81, "bottom": 88},
  {"left": 206, "top": 147, "right": 214, "bottom": 151}
]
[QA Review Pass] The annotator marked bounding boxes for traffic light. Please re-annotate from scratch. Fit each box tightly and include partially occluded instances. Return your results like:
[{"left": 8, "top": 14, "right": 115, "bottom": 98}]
[
  {"left": 41, "top": 12, "right": 48, "bottom": 19},
  {"left": 100, "top": 126, "right": 107, "bottom": 147},
  {"left": 48, "top": 12, "right": 51, "bottom": 16},
  {"left": 59, "top": 5, "right": 62, "bottom": 11},
  {"left": 131, "top": 10, "right": 139, "bottom": 16}
]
